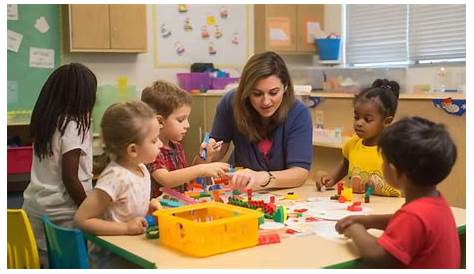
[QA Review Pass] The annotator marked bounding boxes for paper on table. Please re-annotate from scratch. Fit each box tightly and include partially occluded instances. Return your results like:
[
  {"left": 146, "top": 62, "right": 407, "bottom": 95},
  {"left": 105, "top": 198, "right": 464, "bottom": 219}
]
[
  {"left": 7, "top": 30, "right": 23, "bottom": 53},
  {"left": 306, "top": 21, "right": 320, "bottom": 43},
  {"left": 29, "top": 47, "right": 54, "bottom": 69},
  {"left": 34, "top": 16, "right": 50, "bottom": 33},
  {"left": 7, "top": 4, "right": 18, "bottom": 20}
]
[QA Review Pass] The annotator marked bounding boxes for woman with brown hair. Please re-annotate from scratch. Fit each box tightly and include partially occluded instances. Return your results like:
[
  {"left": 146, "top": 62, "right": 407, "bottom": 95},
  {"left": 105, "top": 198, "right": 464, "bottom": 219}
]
[{"left": 194, "top": 51, "right": 313, "bottom": 190}]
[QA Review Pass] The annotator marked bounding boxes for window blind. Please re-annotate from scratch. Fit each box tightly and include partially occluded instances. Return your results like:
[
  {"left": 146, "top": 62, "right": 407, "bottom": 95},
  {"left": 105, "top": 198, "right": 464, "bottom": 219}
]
[
  {"left": 346, "top": 5, "right": 408, "bottom": 65},
  {"left": 409, "top": 4, "right": 466, "bottom": 62}
]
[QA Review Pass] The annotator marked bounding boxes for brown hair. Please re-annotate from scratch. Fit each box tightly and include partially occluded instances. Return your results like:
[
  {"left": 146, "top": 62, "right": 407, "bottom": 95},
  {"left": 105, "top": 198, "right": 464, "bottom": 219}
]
[
  {"left": 141, "top": 80, "right": 192, "bottom": 118},
  {"left": 233, "top": 51, "right": 295, "bottom": 142},
  {"left": 100, "top": 101, "right": 156, "bottom": 160}
]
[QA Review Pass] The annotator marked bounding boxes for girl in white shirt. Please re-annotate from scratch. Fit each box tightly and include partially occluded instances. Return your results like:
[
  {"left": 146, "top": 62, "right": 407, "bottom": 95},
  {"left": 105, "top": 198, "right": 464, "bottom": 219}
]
[
  {"left": 74, "top": 101, "right": 162, "bottom": 267},
  {"left": 22, "top": 63, "right": 97, "bottom": 267}
]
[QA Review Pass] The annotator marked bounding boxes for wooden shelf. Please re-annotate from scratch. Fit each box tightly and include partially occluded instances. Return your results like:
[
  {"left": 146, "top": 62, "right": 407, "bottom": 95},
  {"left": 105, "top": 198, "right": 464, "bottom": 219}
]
[{"left": 310, "top": 91, "right": 466, "bottom": 100}]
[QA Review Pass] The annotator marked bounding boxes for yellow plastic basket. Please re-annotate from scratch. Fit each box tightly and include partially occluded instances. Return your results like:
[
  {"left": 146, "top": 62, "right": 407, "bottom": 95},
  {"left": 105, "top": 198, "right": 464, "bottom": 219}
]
[{"left": 154, "top": 202, "right": 262, "bottom": 257}]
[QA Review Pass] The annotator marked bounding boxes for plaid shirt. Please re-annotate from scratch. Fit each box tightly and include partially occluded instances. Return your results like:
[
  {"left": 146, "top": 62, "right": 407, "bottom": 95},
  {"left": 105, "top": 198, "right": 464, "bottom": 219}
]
[{"left": 146, "top": 141, "right": 187, "bottom": 198}]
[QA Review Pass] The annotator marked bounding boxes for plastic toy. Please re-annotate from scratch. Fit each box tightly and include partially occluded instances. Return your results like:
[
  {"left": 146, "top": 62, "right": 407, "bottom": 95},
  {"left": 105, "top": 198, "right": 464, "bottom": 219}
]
[
  {"left": 160, "top": 187, "right": 197, "bottom": 205},
  {"left": 200, "top": 132, "right": 210, "bottom": 160},
  {"left": 154, "top": 202, "right": 262, "bottom": 257},
  {"left": 258, "top": 233, "right": 281, "bottom": 245},
  {"left": 336, "top": 181, "right": 344, "bottom": 195},
  {"left": 285, "top": 192, "right": 299, "bottom": 200}
]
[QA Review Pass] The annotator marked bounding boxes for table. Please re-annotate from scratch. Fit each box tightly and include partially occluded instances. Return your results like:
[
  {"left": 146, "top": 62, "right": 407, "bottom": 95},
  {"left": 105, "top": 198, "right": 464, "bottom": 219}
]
[{"left": 84, "top": 184, "right": 466, "bottom": 268}]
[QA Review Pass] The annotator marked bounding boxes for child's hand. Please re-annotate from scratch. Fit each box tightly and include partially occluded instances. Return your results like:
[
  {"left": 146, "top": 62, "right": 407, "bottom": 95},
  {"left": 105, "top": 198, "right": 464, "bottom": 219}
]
[
  {"left": 201, "top": 162, "right": 229, "bottom": 177},
  {"left": 200, "top": 138, "right": 223, "bottom": 162},
  {"left": 125, "top": 217, "right": 148, "bottom": 235},
  {"left": 149, "top": 198, "right": 162, "bottom": 212},
  {"left": 335, "top": 215, "right": 367, "bottom": 234},
  {"left": 317, "top": 175, "right": 334, "bottom": 191}
]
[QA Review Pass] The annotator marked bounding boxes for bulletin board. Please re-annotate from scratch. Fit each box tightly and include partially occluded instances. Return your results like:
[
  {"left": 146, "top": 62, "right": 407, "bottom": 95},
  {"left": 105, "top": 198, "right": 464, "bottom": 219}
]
[
  {"left": 7, "top": 4, "right": 61, "bottom": 111},
  {"left": 154, "top": 4, "right": 249, "bottom": 68}
]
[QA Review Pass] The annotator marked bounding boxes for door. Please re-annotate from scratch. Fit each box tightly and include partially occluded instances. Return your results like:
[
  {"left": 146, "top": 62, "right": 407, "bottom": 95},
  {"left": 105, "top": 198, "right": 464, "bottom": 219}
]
[
  {"left": 296, "top": 5, "right": 325, "bottom": 52},
  {"left": 109, "top": 5, "right": 147, "bottom": 51},
  {"left": 265, "top": 5, "right": 297, "bottom": 52}
]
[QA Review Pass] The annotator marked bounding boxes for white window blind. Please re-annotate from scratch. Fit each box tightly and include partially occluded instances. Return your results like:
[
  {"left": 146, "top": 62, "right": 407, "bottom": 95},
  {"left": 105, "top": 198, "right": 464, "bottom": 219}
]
[
  {"left": 409, "top": 4, "right": 466, "bottom": 62},
  {"left": 346, "top": 5, "right": 408, "bottom": 65}
]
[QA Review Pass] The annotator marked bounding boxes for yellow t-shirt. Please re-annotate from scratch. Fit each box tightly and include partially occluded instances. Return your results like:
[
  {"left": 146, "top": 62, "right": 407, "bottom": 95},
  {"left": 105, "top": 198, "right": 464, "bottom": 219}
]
[{"left": 342, "top": 135, "right": 401, "bottom": 197}]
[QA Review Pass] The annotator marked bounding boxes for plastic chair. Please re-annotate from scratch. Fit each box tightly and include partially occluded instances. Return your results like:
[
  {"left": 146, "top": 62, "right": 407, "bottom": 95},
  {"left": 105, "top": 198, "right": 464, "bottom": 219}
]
[
  {"left": 41, "top": 215, "right": 89, "bottom": 268},
  {"left": 7, "top": 209, "right": 40, "bottom": 268}
]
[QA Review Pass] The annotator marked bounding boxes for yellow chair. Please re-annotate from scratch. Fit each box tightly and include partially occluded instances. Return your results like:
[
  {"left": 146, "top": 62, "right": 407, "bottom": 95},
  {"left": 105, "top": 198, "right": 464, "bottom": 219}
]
[{"left": 7, "top": 209, "right": 40, "bottom": 269}]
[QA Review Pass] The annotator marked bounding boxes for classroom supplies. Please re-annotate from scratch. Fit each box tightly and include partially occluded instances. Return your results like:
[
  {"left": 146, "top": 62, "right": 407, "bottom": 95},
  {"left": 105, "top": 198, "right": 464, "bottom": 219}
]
[
  {"left": 199, "top": 132, "right": 210, "bottom": 160},
  {"left": 154, "top": 202, "right": 262, "bottom": 257}
]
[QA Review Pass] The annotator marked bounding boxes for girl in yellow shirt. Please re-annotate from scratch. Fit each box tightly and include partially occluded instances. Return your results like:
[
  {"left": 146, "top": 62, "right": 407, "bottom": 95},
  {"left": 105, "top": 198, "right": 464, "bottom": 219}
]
[{"left": 318, "top": 79, "right": 401, "bottom": 197}]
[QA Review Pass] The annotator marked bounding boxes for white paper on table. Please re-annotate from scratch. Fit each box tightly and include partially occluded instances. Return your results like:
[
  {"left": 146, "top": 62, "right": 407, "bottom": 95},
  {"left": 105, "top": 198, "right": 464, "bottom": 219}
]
[
  {"left": 306, "top": 22, "right": 320, "bottom": 43},
  {"left": 8, "top": 4, "right": 18, "bottom": 20},
  {"left": 29, "top": 47, "right": 54, "bottom": 69},
  {"left": 34, "top": 16, "right": 50, "bottom": 33},
  {"left": 7, "top": 30, "right": 23, "bottom": 53},
  {"left": 269, "top": 28, "right": 289, "bottom": 41},
  {"left": 8, "top": 81, "right": 18, "bottom": 104}
]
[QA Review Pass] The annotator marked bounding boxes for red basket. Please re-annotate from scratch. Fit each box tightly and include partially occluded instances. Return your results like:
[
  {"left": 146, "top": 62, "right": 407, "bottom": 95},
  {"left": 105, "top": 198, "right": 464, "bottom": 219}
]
[{"left": 7, "top": 146, "right": 33, "bottom": 174}]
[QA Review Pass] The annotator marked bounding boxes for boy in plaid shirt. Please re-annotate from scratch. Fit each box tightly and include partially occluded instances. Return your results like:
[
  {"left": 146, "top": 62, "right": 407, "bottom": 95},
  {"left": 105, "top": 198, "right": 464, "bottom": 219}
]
[{"left": 141, "top": 80, "right": 229, "bottom": 197}]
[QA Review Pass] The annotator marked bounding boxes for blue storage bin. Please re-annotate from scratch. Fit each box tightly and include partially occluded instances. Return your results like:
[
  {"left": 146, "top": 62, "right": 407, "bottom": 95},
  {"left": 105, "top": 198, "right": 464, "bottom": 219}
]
[{"left": 315, "top": 38, "right": 340, "bottom": 60}]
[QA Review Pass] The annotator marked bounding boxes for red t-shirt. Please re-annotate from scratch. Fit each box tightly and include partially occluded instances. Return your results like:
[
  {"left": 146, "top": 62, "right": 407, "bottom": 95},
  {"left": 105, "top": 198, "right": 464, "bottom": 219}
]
[
  {"left": 257, "top": 138, "right": 272, "bottom": 160},
  {"left": 146, "top": 141, "right": 187, "bottom": 198},
  {"left": 378, "top": 193, "right": 460, "bottom": 268}
]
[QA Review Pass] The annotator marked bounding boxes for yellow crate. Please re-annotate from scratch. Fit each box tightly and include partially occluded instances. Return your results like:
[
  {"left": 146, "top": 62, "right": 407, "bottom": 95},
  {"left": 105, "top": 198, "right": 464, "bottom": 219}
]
[{"left": 154, "top": 202, "right": 262, "bottom": 257}]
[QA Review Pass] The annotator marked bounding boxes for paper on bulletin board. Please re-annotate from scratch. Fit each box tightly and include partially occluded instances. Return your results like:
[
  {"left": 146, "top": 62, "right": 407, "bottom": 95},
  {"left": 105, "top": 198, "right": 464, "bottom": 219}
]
[
  {"left": 29, "top": 47, "right": 54, "bottom": 69},
  {"left": 34, "top": 16, "right": 50, "bottom": 33},
  {"left": 7, "top": 30, "right": 23, "bottom": 52},
  {"left": 268, "top": 17, "right": 291, "bottom": 47},
  {"left": 306, "top": 21, "right": 320, "bottom": 43},
  {"left": 8, "top": 4, "right": 18, "bottom": 20},
  {"left": 8, "top": 81, "right": 18, "bottom": 104}
]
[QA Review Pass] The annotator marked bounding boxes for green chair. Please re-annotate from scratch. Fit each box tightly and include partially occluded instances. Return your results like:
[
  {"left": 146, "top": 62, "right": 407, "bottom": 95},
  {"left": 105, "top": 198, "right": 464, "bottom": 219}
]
[{"left": 41, "top": 215, "right": 89, "bottom": 268}]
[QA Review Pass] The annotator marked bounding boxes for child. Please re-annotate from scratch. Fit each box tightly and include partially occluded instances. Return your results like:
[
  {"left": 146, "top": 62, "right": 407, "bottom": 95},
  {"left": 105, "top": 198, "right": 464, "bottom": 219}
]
[
  {"left": 74, "top": 101, "right": 162, "bottom": 268},
  {"left": 335, "top": 117, "right": 459, "bottom": 268},
  {"left": 141, "top": 80, "right": 229, "bottom": 197},
  {"left": 22, "top": 63, "right": 97, "bottom": 267},
  {"left": 318, "top": 79, "right": 401, "bottom": 196}
]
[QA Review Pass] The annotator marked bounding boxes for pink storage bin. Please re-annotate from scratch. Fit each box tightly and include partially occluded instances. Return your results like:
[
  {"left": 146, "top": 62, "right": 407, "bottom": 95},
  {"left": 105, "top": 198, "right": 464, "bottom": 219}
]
[
  {"left": 211, "top": 77, "right": 240, "bottom": 89},
  {"left": 8, "top": 146, "right": 33, "bottom": 174},
  {"left": 177, "top": 73, "right": 211, "bottom": 91}
]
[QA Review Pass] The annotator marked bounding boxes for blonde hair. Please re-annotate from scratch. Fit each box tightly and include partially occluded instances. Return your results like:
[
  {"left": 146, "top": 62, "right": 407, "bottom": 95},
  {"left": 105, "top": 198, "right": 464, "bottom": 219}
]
[
  {"left": 233, "top": 51, "right": 295, "bottom": 142},
  {"left": 141, "top": 80, "right": 192, "bottom": 118},
  {"left": 100, "top": 101, "right": 156, "bottom": 160}
]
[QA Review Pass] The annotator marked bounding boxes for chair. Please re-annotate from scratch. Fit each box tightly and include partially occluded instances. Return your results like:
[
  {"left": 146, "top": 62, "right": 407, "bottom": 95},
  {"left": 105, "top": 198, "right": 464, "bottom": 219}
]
[
  {"left": 7, "top": 209, "right": 40, "bottom": 268},
  {"left": 41, "top": 215, "right": 89, "bottom": 268}
]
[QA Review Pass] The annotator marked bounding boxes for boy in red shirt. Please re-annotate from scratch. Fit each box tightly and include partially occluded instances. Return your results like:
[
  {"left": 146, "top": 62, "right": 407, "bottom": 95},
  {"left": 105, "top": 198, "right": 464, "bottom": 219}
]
[{"left": 336, "top": 116, "right": 460, "bottom": 268}]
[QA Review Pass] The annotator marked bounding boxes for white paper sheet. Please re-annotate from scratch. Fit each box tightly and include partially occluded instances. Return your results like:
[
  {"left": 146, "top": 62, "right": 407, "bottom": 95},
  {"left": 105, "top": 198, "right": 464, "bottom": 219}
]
[
  {"left": 306, "top": 22, "right": 321, "bottom": 43},
  {"left": 270, "top": 28, "right": 289, "bottom": 41},
  {"left": 34, "top": 16, "right": 50, "bottom": 33},
  {"left": 29, "top": 47, "right": 54, "bottom": 69},
  {"left": 7, "top": 30, "right": 23, "bottom": 53},
  {"left": 7, "top": 4, "right": 18, "bottom": 20},
  {"left": 8, "top": 81, "right": 18, "bottom": 104}
]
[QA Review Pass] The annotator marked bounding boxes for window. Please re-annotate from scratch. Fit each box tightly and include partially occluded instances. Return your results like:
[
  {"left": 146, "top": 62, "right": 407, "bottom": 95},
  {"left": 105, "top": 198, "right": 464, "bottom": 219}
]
[{"left": 345, "top": 4, "right": 465, "bottom": 66}]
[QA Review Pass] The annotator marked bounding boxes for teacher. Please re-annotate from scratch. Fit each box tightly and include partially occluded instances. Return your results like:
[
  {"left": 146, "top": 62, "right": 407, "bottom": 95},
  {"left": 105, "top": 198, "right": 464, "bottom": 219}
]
[{"left": 195, "top": 51, "right": 313, "bottom": 190}]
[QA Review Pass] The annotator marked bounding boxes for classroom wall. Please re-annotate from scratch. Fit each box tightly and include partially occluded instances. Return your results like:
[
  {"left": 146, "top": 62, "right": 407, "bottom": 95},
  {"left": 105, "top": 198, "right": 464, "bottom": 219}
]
[{"left": 62, "top": 5, "right": 255, "bottom": 91}]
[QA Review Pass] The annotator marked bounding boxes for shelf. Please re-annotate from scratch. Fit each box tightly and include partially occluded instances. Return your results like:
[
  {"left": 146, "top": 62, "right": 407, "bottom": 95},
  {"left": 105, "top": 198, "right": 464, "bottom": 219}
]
[
  {"left": 312, "top": 141, "right": 343, "bottom": 149},
  {"left": 309, "top": 91, "right": 465, "bottom": 100}
]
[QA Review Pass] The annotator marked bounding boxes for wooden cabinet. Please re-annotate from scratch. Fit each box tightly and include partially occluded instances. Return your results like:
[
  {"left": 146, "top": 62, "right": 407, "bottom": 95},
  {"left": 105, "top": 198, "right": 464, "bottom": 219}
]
[
  {"left": 254, "top": 4, "right": 324, "bottom": 54},
  {"left": 66, "top": 4, "right": 147, "bottom": 52},
  {"left": 182, "top": 95, "right": 233, "bottom": 166}
]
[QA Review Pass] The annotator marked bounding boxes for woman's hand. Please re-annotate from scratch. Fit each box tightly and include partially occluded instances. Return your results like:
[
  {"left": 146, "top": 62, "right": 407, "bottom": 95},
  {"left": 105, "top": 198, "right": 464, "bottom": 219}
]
[
  {"left": 125, "top": 217, "right": 148, "bottom": 235},
  {"left": 230, "top": 168, "right": 269, "bottom": 191}
]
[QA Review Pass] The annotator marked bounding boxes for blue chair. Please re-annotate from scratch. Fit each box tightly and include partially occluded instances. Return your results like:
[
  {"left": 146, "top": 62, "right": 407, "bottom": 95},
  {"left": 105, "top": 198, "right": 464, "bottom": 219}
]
[{"left": 41, "top": 215, "right": 89, "bottom": 268}]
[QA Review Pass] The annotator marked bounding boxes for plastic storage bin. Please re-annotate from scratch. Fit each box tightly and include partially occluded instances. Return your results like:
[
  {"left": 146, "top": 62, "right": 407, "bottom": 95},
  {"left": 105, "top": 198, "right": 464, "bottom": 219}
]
[
  {"left": 177, "top": 73, "right": 211, "bottom": 91},
  {"left": 7, "top": 146, "right": 33, "bottom": 174},
  {"left": 211, "top": 77, "right": 240, "bottom": 89},
  {"left": 315, "top": 38, "right": 341, "bottom": 60},
  {"left": 154, "top": 202, "right": 262, "bottom": 257}
]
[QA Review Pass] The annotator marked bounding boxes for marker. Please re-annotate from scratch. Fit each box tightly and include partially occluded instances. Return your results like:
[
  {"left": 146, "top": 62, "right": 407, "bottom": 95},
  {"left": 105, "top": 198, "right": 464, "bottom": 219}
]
[{"left": 200, "top": 132, "right": 210, "bottom": 160}]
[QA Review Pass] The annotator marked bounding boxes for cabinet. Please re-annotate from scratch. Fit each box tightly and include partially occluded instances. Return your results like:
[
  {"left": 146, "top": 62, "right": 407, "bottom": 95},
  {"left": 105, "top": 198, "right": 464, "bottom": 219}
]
[
  {"left": 182, "top": 94, "right": 233, "bottom": 166},
  {"left": 66, "top": 4, "right": 147, "bottom": 52},
  {"left": 254, "top": 4, "right": 324, "bottom": 54}
]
